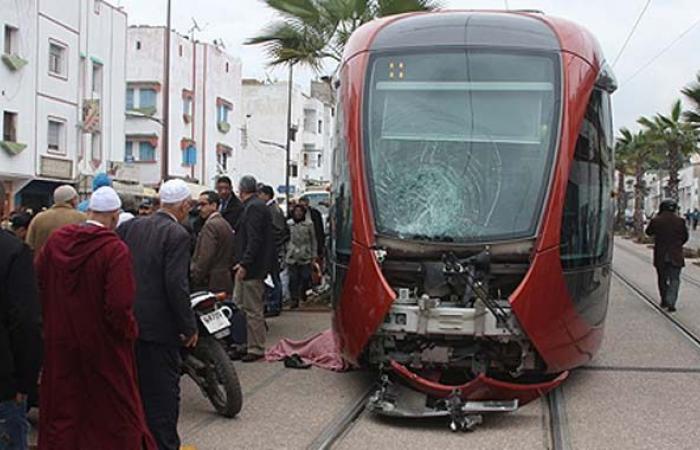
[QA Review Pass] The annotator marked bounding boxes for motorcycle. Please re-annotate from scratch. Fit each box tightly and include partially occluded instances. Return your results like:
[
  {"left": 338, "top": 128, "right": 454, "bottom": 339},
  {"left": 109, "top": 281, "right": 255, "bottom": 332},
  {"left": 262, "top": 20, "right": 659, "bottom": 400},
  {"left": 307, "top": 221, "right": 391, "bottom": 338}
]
[{"left": 182, "top": 291, "right": 243, "bottom": 418}]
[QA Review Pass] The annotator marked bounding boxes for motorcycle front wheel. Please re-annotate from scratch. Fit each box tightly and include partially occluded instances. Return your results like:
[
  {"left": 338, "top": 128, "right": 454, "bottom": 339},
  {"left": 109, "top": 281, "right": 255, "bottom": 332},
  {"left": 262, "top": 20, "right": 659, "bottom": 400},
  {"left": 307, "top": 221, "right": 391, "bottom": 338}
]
[{"left": 193, "top": 336, "right": 243, "bottom": 417}]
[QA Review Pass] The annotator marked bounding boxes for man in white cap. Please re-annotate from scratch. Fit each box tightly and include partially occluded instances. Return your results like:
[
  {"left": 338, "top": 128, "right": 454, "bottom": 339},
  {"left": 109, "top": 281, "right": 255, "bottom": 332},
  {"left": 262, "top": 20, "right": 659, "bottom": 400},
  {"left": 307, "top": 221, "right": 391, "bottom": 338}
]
[
  {"left": 117, "top": 178, "right": 197, "bottom": 450},
  {"left": 36, "top": 187, "right": 156, "bottom": 450},
  {"left": 26, "top": 184, "right": 86, "bottom": 253}
]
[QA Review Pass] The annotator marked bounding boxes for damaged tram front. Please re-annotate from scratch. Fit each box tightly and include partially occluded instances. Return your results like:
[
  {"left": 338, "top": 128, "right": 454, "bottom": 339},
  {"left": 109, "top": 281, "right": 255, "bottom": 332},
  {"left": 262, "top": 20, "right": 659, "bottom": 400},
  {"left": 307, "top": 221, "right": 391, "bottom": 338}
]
[{"left": 330, "top": 11, "right": 615, "bottom": 430}]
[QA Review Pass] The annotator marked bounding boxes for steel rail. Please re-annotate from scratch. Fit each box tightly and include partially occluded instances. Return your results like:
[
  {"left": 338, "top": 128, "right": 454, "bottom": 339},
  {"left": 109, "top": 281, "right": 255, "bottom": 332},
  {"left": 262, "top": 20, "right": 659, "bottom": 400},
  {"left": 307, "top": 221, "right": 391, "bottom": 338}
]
[
  {"left": 614, "top": 242, "right": 700, "bottom": 291},
  {"left": 306, "top": 385, "right": 375, "bottom": 450},
  {"left": 546, "top": 387, "right": 572, "bottom": 450},
  {"left": 612, "top": 268, "right": 700, "bottom": 350}
]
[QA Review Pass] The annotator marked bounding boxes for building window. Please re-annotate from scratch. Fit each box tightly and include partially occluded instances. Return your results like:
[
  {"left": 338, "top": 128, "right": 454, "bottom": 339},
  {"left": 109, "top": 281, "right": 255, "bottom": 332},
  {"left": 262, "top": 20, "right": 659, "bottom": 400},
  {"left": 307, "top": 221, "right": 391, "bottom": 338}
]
[
  {"left": 136, "top": 41, "right": 141, "bottom": 50},
  {"left": 48, "top": 41, "right": 67, "bottom": 77},
  {"left": 47, "top": 119, "right": 65, "bottom": 153},
  {"left": 125, "top": 141, "right": 134, "bottom": 162},
  {"left": 140, "top": 89, "right": 157, "bottom": 108},
  {"left": 217, "top": 152, "right": 229, "bottom": 171},
  {"left": 303, "top": 153, "right": 309, "bottom": 167},
  {"left": 178, "top": 45, "right": 183, "bottom": 57},
  {"left": 318, "top": 119, "right": 323, "bottom": 134},
  {"left": 217, "top": 104, "right": 230, "bottom": 123},
  {"left": 91, "top": 132, "right": 102, "bottom": 162},
  {"left": 290, "top": 162, "right": 298, "bottom": 178},
  {"left": 182, "top": 143, "right": 197, "bottom": 167},
  {"left": 139, "top": 141, "right": 156, "bottom": 161},
  {"left": 94, "top": 0, "right": 101, "bottom": 14},
  {"left": 183, "top": 97, "right": 192, "bottom": 116},
  {"left": 4, "top": 25, "right": 18, "bottom": 55},
  {"left": 92, "top": 62, "right": 103, "bottom": 96},
  {"left": 3, "top": 111, "right": 17, "bottom": 142},
  {"left": 318, "top": 154, "right": 322, "bottom": 167},
  {"left": 126, "top": 88, "right": 135, "bottom": 110},
  {"left": 225, "top": 62, "right": 229, "bottom": 73}
]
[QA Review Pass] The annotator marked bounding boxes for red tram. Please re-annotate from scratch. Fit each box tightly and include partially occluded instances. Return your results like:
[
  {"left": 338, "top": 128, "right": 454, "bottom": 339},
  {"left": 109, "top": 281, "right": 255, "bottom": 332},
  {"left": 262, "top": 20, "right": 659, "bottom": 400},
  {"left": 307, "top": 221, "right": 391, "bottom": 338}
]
[{"left": 329, "top": 10, "right": 616, "bottom": 426}]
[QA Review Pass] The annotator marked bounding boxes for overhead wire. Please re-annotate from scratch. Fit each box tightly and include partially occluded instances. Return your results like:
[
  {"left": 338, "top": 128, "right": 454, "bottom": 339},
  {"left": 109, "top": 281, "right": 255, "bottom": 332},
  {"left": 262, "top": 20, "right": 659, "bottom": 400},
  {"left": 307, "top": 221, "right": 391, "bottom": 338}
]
[
  {"left": 619, "top": 16, "right": 700, "bottom": 90},
  {"left": 611, "top": 0, "right": 653, "bottom": 67}
]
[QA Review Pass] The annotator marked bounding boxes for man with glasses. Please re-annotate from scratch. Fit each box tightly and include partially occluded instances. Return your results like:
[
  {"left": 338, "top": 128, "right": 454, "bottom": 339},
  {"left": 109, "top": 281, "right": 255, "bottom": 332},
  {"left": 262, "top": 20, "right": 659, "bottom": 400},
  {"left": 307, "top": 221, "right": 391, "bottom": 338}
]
[{"left": 191, "top": 191, "right": 236, "bottom": 296}]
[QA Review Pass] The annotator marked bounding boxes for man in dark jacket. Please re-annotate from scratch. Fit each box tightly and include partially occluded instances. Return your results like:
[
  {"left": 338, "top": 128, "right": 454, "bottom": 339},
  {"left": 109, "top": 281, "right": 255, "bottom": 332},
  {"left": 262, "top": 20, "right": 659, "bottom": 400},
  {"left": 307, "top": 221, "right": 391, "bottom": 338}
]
[
  {"left": 216, "top": 176, "right": 243, "bottom": 230},
  {"left": 233, "top": 176, "right": 273, "bottom": 362},
  {"left": 258, "top": 185, "right": 288, "bottom": 316},
  {"left": 191, "top": 191, "right": 236, "bottom": 295},
  {"left": 645, "top": 199, "right": 689, "bottom": 312},
  {"left": 0, "top": 183, "right": 41, "bottom": 450},
  {"left": 117, "top": 179, "right": 198, "bottom": 450}
]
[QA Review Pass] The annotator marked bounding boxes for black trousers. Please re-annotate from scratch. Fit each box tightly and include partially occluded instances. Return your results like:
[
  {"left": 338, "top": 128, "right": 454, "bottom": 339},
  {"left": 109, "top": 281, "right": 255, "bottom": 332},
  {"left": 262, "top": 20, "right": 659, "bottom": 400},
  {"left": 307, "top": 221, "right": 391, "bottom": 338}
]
[
  {"left": 288, "top": 263, "right": 312, "bottom": 303},
  {"left": 656, "top": 263, "right": 682, "bottom": 308},
  {"left": 135, "top": 340, "right": 182, "bottom": 450}
]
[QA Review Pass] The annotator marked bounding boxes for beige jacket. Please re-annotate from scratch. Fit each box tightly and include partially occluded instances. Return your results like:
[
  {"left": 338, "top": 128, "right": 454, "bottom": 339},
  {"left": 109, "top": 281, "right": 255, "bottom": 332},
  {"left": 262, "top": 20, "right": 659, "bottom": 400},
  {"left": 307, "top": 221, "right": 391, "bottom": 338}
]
[{"left": 26, "top": 204, "right": 86, "bottom": 252}]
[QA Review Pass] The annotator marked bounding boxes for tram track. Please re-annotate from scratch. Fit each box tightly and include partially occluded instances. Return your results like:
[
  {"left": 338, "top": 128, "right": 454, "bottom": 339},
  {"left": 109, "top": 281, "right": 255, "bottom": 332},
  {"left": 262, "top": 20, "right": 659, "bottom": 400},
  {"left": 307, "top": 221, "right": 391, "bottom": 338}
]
[
  {"left": 546, "top": 387, "right": 572, "bottom": 450},
  {"left": 614, "top": 240, "right": 700, "bottom": 291},
  {"left": 306, "top": 384, "right": 374, "bottom": 450},
  {"left": 612, "top": 267, "right": 700, "bottom": 350}
]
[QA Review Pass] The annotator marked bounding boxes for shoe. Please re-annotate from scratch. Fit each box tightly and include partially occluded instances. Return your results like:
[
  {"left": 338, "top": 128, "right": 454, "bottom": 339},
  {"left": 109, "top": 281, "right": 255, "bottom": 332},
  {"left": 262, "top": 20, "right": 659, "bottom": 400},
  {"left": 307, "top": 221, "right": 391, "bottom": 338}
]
[
  {"left": 227, "top": 348, "right": 246, "bottom": 361},
  {"left": 660, "top": 302, "right": 669, "bottom": 310},
  {"left": 241, "top": 353, "right": 264, "bottom": 363},
  {"left": 667, "top": 306, "right": 677, "bottom": 313}
]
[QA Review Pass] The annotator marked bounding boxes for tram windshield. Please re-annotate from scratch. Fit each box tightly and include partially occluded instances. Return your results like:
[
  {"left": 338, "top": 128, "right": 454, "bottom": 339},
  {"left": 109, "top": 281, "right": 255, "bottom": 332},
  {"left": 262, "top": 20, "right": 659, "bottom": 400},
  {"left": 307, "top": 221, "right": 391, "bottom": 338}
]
[{"left": 366, "top": 50, "right": 560, "bottom": 243}]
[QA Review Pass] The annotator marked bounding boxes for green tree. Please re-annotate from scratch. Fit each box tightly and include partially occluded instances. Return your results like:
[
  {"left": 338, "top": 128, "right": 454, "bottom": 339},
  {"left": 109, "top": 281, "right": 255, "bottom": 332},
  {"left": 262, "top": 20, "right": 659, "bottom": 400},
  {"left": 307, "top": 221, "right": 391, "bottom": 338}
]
[
  {"left": 682, "top": 72, "right": 700, "bottom": 126},
  {"left": 614, "top": 133, "right": 632, "bottom": 232},
  {"left": 638, "top": 100, "right": 699, "bottom": 203},
  {"left": 617, "top": 128, "right": 662, "bottom": 239},
  {"left": 246, "top": 0, "right": 440, "bottom": 70}
]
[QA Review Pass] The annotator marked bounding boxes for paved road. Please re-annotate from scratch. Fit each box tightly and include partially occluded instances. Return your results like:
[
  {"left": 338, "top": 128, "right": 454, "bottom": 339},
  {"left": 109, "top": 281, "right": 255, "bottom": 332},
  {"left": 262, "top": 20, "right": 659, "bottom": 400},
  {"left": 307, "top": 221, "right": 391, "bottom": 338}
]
[{"left": 30, "top": 239, "right": 700, "bottom": 449}]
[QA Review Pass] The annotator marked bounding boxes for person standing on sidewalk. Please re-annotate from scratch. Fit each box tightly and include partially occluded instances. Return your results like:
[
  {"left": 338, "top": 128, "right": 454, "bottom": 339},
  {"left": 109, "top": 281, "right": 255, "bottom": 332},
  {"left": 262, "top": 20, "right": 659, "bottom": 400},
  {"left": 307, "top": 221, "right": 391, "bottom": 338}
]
[
  {"left": 286, "top": 204, "right": 317, "bottom": 309},
  {"left": 36, "top": 187, "right": 156, "bottom": 450},
  {"left": 258, "top": 185, "right": 288, "bottom": 316},
  {"left": 26, "top": 185, "right": 86, "bottom": 253},
  {"left": 232, "top": 176, "right": 273, "bottom": 362},
  {"left": 646, "top": 199, "right": 689, "bottom": 312},
  {"left": 191, "top": 191, "right": 236, "bottom": 296},
  {"left": 216, "top": 176, "right": 244, "bottom": 231},
  {"left": 0, "top": 183, "right": 41, "bottom": 450},
  {"left": 117, "top": 179, "right": 198, "bottom": 450}
]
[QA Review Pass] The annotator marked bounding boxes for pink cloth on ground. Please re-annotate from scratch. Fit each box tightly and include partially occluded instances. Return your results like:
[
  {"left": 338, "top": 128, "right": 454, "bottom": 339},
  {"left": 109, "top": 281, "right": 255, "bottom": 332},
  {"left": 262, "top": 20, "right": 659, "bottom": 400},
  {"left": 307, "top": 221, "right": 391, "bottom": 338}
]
[{"left": 265, "top": 329, "right": 353, "bottom": 372}]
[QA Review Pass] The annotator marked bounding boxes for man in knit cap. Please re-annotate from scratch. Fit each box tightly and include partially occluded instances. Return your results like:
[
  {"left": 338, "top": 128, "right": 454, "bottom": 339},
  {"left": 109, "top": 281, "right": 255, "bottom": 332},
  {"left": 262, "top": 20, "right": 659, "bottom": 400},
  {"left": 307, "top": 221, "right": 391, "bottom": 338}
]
[
  {"left": 117, "top": 179, "right": 197, "bottom": 450},
  {"left": 37, "top": 187, "right": 156, "bottom": 450},
  {"left": 26, "top": 185, "right": 86, "bottom": 253}
]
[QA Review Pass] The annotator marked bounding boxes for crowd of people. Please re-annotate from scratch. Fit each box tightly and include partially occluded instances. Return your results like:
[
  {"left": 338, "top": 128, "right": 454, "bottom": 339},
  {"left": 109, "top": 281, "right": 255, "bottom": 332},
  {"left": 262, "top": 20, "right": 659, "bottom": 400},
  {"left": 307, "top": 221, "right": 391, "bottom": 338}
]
[{"left": 0, "top": 173, "right": 326, "bottom": 450}]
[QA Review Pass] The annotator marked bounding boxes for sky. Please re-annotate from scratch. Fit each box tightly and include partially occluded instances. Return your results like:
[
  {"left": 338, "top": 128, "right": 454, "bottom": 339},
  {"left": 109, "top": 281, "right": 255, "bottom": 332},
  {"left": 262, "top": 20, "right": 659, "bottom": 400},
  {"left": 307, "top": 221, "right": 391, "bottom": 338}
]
[{"left": 115, "top": 0, "right": 700, "bottom": 134}]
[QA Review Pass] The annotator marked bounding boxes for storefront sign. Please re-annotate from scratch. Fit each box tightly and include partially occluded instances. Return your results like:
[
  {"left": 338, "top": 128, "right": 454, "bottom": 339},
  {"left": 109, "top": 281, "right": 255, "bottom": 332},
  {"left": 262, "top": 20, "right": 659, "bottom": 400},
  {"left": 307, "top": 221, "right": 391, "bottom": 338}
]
[{"left": 40, "top": 156, "right": 73, "bottom": 179}]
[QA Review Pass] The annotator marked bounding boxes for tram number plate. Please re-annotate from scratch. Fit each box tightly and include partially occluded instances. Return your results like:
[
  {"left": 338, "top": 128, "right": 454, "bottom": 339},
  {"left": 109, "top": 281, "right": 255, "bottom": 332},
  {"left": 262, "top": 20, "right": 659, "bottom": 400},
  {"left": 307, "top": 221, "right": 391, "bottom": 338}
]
[{"left": 200, "top": 309, "right": 231, "bottom": 334}]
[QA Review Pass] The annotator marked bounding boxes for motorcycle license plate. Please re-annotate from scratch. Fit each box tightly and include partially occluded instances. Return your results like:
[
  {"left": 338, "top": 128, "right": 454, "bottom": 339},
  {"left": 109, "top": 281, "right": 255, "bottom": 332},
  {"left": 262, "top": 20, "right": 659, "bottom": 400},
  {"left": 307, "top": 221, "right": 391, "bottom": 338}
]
[{"left": 200, "top": 309, "right": 231, "bottom": 334}]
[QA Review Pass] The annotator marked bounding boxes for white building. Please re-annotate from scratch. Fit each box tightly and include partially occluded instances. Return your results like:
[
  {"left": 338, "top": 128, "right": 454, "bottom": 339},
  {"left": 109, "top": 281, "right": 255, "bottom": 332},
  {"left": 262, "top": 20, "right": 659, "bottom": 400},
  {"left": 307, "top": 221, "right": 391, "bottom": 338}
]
[
  {"left": 241, "top": 79, "right": 334, "bottom": 197},
  {"left": 1, "top": 0, "right": 126, "bottom": 211},
  {"left": 125, "top": 26, "right": 242, "bottom": 188}
]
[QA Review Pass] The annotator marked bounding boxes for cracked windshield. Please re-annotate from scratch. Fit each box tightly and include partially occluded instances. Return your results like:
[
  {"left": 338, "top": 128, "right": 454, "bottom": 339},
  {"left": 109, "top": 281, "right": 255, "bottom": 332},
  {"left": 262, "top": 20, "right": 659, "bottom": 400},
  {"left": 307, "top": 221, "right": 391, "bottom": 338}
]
[{"left": 367, "top": 51, "right": 559, "bottom": 242}]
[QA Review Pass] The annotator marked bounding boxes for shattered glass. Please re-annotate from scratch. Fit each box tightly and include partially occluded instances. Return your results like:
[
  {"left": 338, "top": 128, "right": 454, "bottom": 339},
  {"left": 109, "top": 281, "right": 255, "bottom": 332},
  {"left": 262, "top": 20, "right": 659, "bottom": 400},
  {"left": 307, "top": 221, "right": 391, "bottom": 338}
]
[{"left": 367, "top": 51, "right": 559, "bottom": 242}]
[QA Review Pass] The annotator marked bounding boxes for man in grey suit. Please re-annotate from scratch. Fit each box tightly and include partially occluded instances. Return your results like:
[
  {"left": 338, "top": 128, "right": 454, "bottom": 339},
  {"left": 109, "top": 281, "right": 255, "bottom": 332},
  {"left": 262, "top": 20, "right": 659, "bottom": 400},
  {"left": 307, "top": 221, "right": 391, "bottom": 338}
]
[{"left": 117, "top": 179, "right": 198, "bottom": 450}]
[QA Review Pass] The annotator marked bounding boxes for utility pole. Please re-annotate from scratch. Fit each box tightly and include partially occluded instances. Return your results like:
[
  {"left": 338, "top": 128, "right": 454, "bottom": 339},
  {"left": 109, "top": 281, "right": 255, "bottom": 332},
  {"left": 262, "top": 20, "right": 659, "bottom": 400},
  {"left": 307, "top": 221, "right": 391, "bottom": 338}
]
[
  {"left": 161, "top": 0, "right": 172, "bottom": 180},
  {"left": 284, "top": 63, "right": 294, "bottom": 207}
]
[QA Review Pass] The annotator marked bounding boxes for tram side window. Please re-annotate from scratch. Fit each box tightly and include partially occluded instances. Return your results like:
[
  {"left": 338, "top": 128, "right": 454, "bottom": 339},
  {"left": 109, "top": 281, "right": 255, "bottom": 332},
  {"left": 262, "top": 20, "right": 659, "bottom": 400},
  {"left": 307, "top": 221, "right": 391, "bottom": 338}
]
[
  {"left": 560, "top": 89, "right": 614, "bottom": 269},
  {"left": 331, "top": 99, "right": 352, "bottom": 257}
]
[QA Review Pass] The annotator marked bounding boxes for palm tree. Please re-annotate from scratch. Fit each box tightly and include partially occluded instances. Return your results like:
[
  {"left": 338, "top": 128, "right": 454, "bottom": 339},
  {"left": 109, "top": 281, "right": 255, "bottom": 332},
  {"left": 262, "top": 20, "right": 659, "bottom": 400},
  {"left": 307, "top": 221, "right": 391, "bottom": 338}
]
[
  {"left": 638, "top": 99, "right": 699, "bottom": 203},
  {"left": 614, "top": 131, "right": 632, "bottom": 231},
  {"left": 617, "top": 128, "right": 661, "bottom": 239},
  {"left": 682, "top": 72, "right": 700, "bottom": 127},
  {"left": 247, "top": 0, "right": 440, "bottom": 70}
]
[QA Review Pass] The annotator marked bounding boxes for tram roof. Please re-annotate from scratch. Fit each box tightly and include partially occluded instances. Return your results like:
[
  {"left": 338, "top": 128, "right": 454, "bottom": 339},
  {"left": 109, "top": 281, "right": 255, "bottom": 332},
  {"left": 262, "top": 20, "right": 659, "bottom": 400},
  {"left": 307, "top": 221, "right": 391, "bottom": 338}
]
[{"left": 344, "top": 11, "right": 605, "bottom": 70}]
